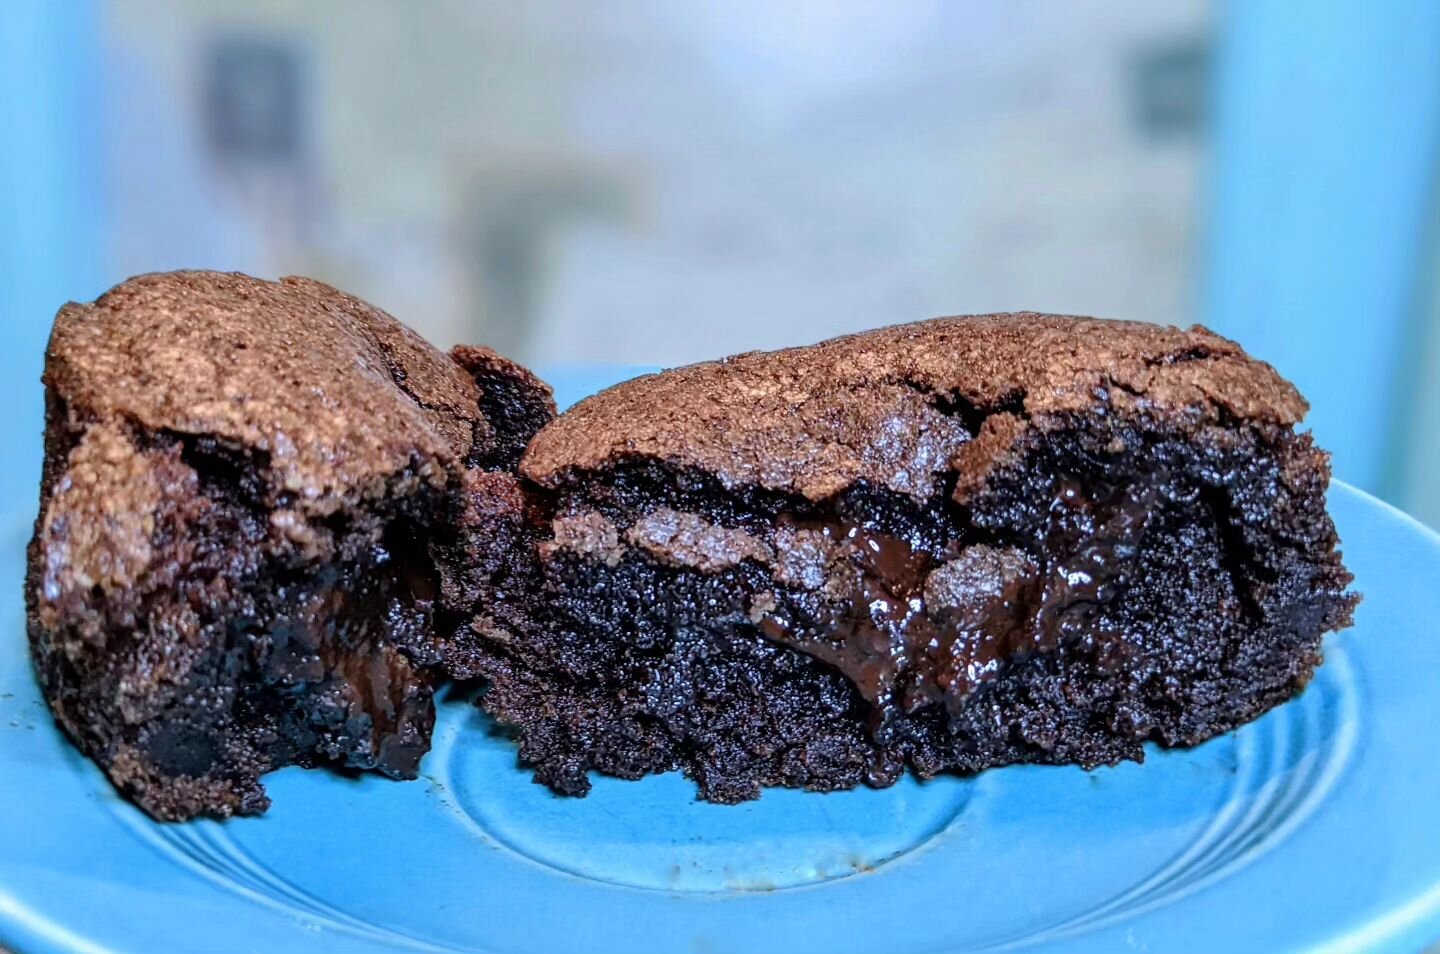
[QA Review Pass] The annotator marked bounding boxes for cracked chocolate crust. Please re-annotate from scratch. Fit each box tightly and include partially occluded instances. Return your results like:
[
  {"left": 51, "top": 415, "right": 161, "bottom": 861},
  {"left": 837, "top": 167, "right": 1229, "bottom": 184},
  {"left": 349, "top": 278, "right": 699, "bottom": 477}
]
[
  {"left": 481, "top": 313, "right": 1358, "bottom": 802},
  {"left": 25, "top": 271, "right": 554, "bottom": 820}
]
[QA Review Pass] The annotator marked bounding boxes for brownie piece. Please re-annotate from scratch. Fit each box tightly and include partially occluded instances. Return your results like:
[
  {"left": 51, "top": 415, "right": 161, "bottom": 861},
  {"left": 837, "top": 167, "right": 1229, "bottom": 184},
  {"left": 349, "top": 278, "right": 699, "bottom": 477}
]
[
  {"left": 25, "top": 271, "right": 554, "bottom": 820},
  {"left": 478, "top": 313, "right": 1358, "bottom": 802}
]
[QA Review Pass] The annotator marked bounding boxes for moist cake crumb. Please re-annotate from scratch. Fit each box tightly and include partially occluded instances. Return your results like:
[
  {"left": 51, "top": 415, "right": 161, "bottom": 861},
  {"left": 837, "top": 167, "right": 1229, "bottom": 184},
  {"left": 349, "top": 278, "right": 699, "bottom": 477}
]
[
  {"left": 477, "top": 312, "right": 1358, "bottom": 802},
  {"left": 25, "top": 270, "right": 554, "bottom": 820}
]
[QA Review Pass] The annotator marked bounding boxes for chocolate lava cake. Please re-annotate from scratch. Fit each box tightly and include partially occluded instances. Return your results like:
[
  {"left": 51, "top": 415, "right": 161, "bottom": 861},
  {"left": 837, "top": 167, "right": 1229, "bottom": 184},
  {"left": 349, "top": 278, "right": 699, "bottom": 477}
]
[
  {"left": 478, "top": 314, "right": 1359, "bottom": 802},
  {"left": 25, "top": 271, "right": 554, "bottom": 820}
]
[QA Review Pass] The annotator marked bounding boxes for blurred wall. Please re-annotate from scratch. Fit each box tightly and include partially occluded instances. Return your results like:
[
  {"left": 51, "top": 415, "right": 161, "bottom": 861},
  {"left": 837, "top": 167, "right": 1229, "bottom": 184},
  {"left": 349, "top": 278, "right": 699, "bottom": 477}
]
[
  {"left": 2, "top": 1, "right": 1437, "bottom": 526},
  {"left": 94, "top": 0, "right": 1210, "bottom": 362}
]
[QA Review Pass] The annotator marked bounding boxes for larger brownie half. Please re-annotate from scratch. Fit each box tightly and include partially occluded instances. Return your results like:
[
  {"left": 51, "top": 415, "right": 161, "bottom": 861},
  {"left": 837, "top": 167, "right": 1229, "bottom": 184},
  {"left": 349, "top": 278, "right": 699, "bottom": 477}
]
[
  {"left": 479, "top": 313, "right": 1359, "bottom": 802},
  {"left": 25, "top": 271, "right": 554, "bottom": 820}
]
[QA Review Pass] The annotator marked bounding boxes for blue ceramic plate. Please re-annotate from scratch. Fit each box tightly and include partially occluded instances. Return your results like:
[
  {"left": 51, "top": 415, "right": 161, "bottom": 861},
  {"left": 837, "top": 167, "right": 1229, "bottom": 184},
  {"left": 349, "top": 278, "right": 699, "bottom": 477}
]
[{"left": 4, "top": 370, "right": 1440, "bottom": 954}]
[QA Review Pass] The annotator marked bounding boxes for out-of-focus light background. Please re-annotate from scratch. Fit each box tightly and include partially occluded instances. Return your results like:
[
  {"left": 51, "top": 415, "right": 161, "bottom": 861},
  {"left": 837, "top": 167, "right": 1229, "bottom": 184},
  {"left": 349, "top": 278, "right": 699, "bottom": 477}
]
[{"left": 2, "top": 2, "right": 1437, "bottom": 526}]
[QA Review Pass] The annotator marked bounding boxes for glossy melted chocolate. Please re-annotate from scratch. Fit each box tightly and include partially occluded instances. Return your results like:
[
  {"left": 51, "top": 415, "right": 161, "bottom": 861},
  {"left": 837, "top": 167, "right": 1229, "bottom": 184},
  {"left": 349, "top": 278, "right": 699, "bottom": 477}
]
[{"left": 757, "top": 477, "right": 1158, "bottom": 725}]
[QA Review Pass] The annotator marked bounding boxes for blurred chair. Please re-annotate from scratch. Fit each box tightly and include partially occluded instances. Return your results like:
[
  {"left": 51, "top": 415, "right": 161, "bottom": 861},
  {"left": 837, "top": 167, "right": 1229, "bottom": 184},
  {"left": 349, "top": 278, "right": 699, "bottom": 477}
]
[
  {"left": 0, "top": 1, "right": 103, "bottom": 511},
  {"left": 1205, "top": 0, "right": 1440, "bottom": 517}
]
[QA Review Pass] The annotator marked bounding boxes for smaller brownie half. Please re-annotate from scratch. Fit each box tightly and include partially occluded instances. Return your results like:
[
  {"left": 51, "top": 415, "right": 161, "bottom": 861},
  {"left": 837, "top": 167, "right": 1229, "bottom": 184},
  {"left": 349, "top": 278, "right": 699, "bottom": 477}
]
[{"left": 26, "top": 271, "right": 554, "bottom": 819}]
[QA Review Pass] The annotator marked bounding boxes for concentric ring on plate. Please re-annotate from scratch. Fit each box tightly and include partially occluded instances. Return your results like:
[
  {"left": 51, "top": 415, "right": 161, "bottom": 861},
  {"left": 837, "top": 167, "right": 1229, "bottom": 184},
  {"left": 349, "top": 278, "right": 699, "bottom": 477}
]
[{"left": 114, "top": 640, "right": 1358, "bottom": 931}]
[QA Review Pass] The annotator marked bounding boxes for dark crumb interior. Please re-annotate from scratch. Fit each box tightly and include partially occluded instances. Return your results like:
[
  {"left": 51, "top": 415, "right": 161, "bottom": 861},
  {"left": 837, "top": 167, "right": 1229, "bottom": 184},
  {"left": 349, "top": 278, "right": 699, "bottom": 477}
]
[
  {"left": 476, "top": 414, "right": 1358, "bottom": 802},
  {"left": 31, "top": 431, "right": 449, "bottom": 821}
]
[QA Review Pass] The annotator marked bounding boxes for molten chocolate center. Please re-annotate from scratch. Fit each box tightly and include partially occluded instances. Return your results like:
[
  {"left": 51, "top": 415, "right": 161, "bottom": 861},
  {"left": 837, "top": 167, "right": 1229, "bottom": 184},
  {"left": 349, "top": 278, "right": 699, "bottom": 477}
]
[{"left": 757, "top": 477, "right": 1158, "bottom": 718}]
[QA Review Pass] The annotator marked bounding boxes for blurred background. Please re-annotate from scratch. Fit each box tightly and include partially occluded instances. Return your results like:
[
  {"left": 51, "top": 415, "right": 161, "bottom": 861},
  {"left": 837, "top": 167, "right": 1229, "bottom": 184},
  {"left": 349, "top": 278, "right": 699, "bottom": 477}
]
[{"left": 2, "top": 1, "right": 1437, "bottom": 526}]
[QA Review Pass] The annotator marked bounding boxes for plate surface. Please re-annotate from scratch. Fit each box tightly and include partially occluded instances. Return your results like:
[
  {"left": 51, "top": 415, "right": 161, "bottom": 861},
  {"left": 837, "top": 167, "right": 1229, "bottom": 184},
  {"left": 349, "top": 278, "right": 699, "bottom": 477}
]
[{"left": 4, "top": 370, "right": 1440, "bottom": 954}]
